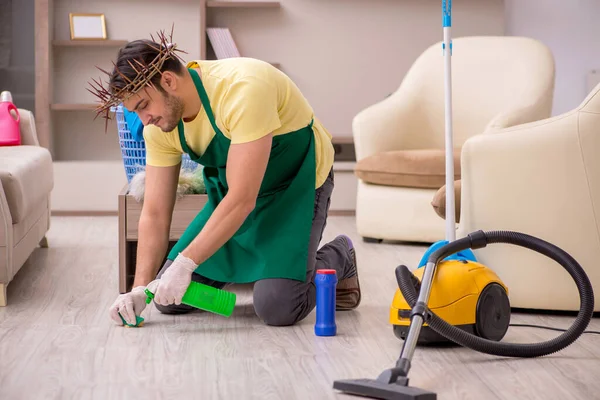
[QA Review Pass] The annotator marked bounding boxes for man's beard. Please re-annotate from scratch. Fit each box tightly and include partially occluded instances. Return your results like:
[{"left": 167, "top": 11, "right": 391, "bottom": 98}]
[{"left": 160, "top": 93, "right": 185, "bottom": 132}]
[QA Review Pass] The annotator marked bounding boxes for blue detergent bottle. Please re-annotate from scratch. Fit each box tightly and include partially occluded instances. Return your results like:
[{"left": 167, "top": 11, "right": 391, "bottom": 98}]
[{"left": 314, "top": 269, "right": 337, "bottom": 336}]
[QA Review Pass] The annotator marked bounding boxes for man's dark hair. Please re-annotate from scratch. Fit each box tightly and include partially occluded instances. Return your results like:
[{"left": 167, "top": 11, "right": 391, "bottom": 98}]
[{"left": 109, "top": 39, "right": 185, "bottom": 96}]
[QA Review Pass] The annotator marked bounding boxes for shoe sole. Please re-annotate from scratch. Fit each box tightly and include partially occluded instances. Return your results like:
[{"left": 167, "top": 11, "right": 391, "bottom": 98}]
[{"left": 336, "top": 236, "right": 362, "bottom": 311}]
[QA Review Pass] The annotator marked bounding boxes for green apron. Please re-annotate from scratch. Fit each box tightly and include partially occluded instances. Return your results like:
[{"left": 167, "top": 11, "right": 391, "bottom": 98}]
[{"left": 167, "top": 68, "right": 317, "bottom": 284}]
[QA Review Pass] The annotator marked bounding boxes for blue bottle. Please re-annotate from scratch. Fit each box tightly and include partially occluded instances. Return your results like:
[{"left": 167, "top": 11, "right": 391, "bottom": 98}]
[{"left": 314, "top": 269, "right": 337, "bottom": 336}]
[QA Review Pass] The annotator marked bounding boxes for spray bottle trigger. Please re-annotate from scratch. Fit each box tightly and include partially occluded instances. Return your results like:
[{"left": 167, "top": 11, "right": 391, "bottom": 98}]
[
  {"left": 144, "top": 279, "right": 159, "bottom": 304},
  {"left": 145, "top": 288, "right": 155, "bottom": 304}
]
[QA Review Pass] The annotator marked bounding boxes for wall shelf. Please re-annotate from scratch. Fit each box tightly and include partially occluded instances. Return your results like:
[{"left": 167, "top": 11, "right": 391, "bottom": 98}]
[
  {"left": 50, "top": 103, "right": 97, "bottom": 111},
  {"left": 53, "top": 40, "right": 128, "bottom": 47},
  {"left": 207, "top": 1, "right": 280, "bottom": 8},
  {"left": 36, "top": 0, "right": 282, "bottom": 213}
]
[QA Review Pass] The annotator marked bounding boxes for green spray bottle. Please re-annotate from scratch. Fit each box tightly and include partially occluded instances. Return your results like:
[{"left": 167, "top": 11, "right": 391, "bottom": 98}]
[
  {"left": 121, "top": 280, "right": 236, "bottom": 327},
  {"left": 145, "top": 280, "right": 236, "bottom": 316}
]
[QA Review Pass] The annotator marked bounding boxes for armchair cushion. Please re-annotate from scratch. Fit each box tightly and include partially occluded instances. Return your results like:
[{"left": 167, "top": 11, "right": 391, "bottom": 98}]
[
  {"left": 354, "top": 148, "right": 461, "bottom": 189},
  {"left": 431, "top": 180, "right": 461, "bottom": 222},
  {"left": 0, "top": 145, "right": 53, "bottom": 224}
]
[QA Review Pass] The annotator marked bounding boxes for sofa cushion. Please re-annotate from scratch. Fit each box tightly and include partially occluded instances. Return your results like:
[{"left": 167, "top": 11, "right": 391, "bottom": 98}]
[
  {"left": 0, "top": 145, "right": 53, "bottom": 224},
  {"left": 354, "top": 148, "right": 461, "bottom": 189},
  {"left": 431, "top": 180, "right": 461, "bottom": 222}
]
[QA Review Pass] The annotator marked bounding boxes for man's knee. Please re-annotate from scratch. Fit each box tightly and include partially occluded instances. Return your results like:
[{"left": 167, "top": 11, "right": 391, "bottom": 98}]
[
  {"left": 253, "top": 280, "right": 307, "bottom": 326},
  {"left": 154, "top": 301, "right": 195, "bottom": 315}
]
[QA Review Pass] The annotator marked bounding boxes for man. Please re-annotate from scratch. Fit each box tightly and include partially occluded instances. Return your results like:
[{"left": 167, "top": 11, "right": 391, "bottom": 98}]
[{"left": 102, "top": 37, "right": 361, "bottom": 327}]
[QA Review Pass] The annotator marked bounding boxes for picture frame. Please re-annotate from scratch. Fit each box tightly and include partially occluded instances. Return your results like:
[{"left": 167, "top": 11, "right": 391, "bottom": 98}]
[{"left": 69, "top": 13, "right": 107, "bottom": 40}]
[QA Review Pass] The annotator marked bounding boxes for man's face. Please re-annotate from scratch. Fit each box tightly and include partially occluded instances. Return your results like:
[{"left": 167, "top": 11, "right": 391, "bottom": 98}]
[{"left": 122, "top": 82, "right": 184, "bottom": 133}]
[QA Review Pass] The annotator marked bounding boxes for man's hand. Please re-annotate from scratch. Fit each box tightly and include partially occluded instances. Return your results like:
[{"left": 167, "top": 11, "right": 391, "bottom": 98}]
[
  {"left": 109, "top": 286, "right": 148, "bottom": 326},
  {"left": 153, "top": 253, "right": 198, "bottom": 306}
]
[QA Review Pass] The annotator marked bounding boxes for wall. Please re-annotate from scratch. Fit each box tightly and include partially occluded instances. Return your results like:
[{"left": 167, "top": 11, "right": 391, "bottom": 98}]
[
  {"left": 37, "top": 0, "right": 504, "bottom": 213},
  {"left": 46, "top": 0, "right": 503, "bottom": 143},
  {"left": 208, "top": 0, "right": 505, "bottom": 138},
  {"left": 0, "top": 0, "right": 35, "bottom": 111},
  {"left": 505, "top": 0, "right": 600, "bottom": 116}
]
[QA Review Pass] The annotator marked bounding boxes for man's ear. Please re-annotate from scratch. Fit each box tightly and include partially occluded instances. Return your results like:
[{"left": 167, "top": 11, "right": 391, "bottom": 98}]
[{"left": 160, "top": 71, "right": 177, "bottom": 92}]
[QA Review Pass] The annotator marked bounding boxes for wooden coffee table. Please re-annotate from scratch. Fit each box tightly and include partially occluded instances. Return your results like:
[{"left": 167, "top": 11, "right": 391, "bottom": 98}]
[{"left": 118, "top": 185, "right": 208, "bottom": 293}]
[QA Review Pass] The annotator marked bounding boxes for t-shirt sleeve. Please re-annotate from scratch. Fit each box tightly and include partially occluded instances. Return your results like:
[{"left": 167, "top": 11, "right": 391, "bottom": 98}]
[
  {"left": 142, "top": 125, "right": 182, "bottom": 167},
  {"left": 221, "top": 76, "right": 282, "bottom": 144}
]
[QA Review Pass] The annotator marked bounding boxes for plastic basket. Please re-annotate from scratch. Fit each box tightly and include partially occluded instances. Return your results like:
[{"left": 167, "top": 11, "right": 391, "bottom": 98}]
[{"left": 113, "top": 105, "right": 197, "bottom": 183}]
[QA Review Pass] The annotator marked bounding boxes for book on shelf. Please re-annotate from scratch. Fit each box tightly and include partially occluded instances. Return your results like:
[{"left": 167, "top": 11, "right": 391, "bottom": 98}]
[{"left": 206, "top": 27, "right": 241, "bottom": 59}]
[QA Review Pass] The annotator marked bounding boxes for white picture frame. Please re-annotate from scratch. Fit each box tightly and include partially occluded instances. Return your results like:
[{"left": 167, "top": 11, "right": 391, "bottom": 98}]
[{"left": 69, "top": 13, "right": 107, "bottom": 40}]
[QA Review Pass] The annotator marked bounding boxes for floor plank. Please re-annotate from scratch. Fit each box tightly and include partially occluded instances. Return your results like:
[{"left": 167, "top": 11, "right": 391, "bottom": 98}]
[{"left": 0, "top": 216, "right": 598, "bottom": 400}]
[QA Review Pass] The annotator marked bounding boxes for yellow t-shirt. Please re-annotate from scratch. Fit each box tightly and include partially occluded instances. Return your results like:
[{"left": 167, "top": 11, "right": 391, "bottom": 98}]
[{"left": 142, "top": 57, "right": 334, "bottom": 188}]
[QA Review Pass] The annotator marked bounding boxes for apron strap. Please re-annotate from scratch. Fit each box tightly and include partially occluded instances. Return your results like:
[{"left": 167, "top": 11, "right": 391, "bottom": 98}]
[
  {"left": 177, "top": 119, "right": 197, "bottom": 158},
  {"left": 177, "top": 68, "right": 225, "bottom": 159}
]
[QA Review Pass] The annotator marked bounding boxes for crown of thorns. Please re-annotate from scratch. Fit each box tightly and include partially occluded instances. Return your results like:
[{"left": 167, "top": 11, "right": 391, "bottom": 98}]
[{"left": 87, "top": 26, "right": 187, "bottom": 128}]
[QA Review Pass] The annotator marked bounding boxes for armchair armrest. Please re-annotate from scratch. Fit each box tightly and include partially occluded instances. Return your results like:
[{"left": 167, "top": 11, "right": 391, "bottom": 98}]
[
  {"left": 483, "top": 100, "right": 553, "bottom": 132},
  {"left": 457, "top": 112, "right": 593, "bottom": 239},
  {"left": 352, "top": 92, "right": 420, "bottom": 160},
  {"left": 17, "top": 109, "right": 40, "bottom": 146}
]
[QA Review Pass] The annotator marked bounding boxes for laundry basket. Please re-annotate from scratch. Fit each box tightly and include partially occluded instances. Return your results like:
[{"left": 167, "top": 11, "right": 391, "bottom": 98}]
[{"left": 113, "top": 105, "right": 197, "bottom": 183}]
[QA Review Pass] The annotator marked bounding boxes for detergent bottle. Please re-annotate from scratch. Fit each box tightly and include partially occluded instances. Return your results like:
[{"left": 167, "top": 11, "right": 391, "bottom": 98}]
[{"left": 0, "top": 91, "right": 21, "bottom": 146}]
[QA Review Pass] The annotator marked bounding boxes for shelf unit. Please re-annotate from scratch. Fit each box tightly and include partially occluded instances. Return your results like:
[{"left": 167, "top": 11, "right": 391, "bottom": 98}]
[
  {"left": 35, "top": 0, "right": 282, "bottom": 214},
  {"left": 201, "top": 0, "right": 282, "bottom": 60},
  {"left": 207, "top": 1, "right": 281, "bottom": 8},
  {"left": 50, "top": 104, "right": 96, "bottom": 111},
  {"left": 52, "top": 40, "right": 129, "bottom": 47}
]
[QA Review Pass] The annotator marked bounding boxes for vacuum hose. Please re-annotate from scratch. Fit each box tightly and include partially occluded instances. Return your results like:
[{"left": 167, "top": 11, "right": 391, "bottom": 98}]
[{"left": 396, "top": 230, "right": 595, "bottom": 358}]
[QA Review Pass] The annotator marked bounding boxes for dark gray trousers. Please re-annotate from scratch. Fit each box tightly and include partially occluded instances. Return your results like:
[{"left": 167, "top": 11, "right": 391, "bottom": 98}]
[{"left": 154, "top": 169, "right": 355, "bottom": 326}]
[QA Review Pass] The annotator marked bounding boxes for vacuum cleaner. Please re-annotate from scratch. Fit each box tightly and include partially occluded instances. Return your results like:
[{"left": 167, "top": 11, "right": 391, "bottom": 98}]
[
  {"left": 333, "top": 230, "right": 595, "bottom": 400},
  {"left": 332, "top": 1, "right": 595, "bottom": 398}
]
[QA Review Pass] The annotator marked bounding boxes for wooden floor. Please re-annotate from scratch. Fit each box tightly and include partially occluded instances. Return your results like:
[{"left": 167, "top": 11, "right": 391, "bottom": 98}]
[{"left": 0, "top": 216, "right": 599, "bottom": 400}]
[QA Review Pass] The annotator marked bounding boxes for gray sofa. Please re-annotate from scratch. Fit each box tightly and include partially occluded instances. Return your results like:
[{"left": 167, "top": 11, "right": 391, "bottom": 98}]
[{"left": 0, "top": 108, "right": 53, "bottom": 306}]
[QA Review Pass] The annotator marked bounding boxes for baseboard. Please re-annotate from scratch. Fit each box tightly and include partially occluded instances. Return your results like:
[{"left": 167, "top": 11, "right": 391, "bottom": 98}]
[
  {"left": 52, "top": 211, "right": 118, "bottom": 216},
  {"left": 329, "top": 210, "right": 355, "bottom": 216},
  {"left": 52, "top": 210, "right": 354, "bottom": 217}
]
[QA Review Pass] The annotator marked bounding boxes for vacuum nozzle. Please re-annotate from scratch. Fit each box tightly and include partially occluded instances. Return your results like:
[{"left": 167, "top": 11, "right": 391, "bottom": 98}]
[{"left": 333, "top": 378, "right": 436, "bottom": 400}]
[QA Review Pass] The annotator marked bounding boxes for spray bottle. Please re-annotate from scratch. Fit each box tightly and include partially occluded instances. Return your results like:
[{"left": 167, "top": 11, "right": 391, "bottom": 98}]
[
  {"left": 0, "top": 91, "right": 21, "bottom": 146},
  {"left": 120, "top": 279, "right": 237, "bottom": 327}
]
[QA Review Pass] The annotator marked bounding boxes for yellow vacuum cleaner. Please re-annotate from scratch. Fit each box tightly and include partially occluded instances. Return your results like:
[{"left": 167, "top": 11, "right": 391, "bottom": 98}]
[
  {"left": 334, "top": 230, "right": 594, "bottom": 400},
  {"left": 389, "top": 257, "right": 510, "bottom": 344}
]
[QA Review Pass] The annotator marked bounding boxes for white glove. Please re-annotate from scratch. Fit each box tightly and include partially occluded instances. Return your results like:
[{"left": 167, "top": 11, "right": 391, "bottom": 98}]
[
  {"left": 109, "top": 286, "right": 148, "bottom": 326},
  {"left": 153, "top": 253, "right": 197, "bottom": 306}
]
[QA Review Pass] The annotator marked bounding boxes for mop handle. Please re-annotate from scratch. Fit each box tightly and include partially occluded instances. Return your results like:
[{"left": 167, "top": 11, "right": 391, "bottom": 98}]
[
  {"left": 442, "top": 0, "right": 455, "bottom": 242},
  {"left": 443, "top": 0, "right": 451, "bottom": 27}
]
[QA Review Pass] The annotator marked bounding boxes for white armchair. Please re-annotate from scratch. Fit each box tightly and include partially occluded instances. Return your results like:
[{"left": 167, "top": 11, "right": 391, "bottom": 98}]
[
  {"left": 455, "top": 83, "right": 600, "bottom": 312},
  {"left": 353, "top": 36, "right": 555, "bottom": 243}
]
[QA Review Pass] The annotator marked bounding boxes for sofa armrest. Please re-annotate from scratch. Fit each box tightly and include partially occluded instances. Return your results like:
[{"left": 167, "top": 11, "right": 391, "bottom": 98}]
[
  {"left": 457, "top": 113, "right": 592, "bottom": 240},
  {"left": 352, "top": 93, "right": 419, "bottom": 160},
  {"left": 17, "top": 109, "right": 40, "bottom": 147}
]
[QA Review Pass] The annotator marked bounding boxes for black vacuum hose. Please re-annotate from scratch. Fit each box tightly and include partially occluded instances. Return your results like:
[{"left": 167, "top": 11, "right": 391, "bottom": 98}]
[{"left": 396, "top": 230, "right": 595, "bottom": 358}]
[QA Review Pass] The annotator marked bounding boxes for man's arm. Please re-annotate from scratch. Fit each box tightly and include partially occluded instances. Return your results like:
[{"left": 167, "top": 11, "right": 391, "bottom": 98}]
[
  {"left": 132, "top": 163, "right": 180, "bottom": 287},
  {"left": 180, "top": 133, "right": 272, "bottom": 265}
]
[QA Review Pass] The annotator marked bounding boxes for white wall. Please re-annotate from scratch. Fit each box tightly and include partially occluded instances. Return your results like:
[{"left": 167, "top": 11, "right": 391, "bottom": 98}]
[
  {"left": 49, "top": 0, "right": 505, "bottom": 142},
  {"left": 209, "top": 0, "right": 505, "bottom": 137},
  {"left": 505, "top": 0, "right": 600, "bottom": 116}
]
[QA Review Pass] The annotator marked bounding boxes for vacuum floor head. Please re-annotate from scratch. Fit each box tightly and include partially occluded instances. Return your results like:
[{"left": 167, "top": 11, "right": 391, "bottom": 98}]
[{"left": 333, "top": 378, "right": 437, "bottom": 400}]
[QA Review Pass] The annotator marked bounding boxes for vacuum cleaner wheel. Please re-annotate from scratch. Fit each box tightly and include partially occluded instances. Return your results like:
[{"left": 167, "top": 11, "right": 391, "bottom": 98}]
[{"left": 475, "top": 283, "right": 511, "bottom": 341}]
